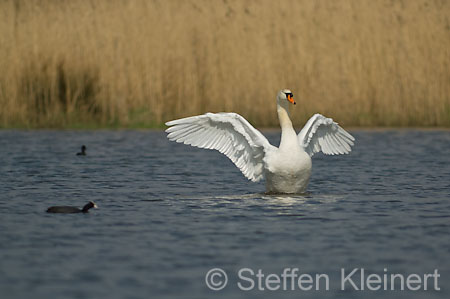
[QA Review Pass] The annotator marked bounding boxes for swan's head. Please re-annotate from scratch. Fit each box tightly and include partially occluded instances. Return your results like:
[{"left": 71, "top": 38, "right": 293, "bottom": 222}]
[{"left": 277, "top": 89, "right": 296, "bottom": 106}]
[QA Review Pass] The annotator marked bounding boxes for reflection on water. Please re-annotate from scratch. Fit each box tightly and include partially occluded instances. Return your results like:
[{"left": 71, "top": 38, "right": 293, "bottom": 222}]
[{"left": 0, "top": 130, "right": 449, "bottom": 299}]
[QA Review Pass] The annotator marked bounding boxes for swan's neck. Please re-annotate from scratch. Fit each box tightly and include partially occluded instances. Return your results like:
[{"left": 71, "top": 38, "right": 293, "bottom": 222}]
[{"left": 277, "top": 104, "right": 297, "bottom": 149}]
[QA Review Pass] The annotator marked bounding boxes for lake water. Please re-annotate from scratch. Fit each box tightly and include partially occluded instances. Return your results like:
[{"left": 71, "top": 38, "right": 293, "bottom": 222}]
[{"left": 0, "top": 130, "right": 449, "bottom": 299}]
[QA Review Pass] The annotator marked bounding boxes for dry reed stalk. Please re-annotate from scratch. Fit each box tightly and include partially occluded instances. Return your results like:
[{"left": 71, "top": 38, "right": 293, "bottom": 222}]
[{"left": 0, "top": 0, "right": 448, "bottom": 128}]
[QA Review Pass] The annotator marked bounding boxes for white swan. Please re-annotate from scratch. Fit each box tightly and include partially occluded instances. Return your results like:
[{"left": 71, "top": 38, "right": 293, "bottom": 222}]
[{"left": 165, "top": 89, "right": 355, "bottom": 193}]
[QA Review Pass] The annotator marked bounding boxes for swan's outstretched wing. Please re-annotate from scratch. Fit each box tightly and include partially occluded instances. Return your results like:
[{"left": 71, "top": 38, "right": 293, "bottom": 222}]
[
  {"left": 297, "top": 113, "right": 355, "bottom": 157},
  {"left": 166, "top": 113, "right": 275, "bottom": 182}
]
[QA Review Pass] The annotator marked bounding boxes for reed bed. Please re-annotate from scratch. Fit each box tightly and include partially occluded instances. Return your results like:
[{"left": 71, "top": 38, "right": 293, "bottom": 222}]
[{"left": 0, "top": 0, "right": 449, "bottom": 128}]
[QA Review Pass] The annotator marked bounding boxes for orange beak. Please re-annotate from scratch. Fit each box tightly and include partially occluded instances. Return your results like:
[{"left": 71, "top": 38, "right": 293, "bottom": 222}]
[{"left": 287, "top": 94, "right": 296, "bottom": 105}]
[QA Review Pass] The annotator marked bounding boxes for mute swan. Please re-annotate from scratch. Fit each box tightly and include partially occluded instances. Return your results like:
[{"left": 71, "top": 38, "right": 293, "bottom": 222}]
[{"left": 165, "top": 89, "right": 355, "bottom": 194}]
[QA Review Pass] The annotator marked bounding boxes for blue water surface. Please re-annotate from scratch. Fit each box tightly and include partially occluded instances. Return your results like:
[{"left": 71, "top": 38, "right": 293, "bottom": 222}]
[{"left": 0, "top": 129, "right": 449, "bottom": 299}]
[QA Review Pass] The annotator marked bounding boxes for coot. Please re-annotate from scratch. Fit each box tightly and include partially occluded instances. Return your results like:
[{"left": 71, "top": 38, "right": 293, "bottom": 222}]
[
  {"left": 46, "top": 201, "right": 97, "bottom": 213},
  {"left": 76, "top": 145, "right": 87, "bottom": 156}
]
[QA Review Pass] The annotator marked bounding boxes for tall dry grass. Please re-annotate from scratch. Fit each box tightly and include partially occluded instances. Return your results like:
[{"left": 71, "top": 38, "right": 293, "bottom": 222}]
[{"left": 0, "top": 0, "right": 449, "bottom": 128}]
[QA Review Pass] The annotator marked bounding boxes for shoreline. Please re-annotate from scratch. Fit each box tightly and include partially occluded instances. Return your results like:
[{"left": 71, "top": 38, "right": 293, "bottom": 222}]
[{"left": 1, "top": 126, "right": 449, "bottom": 131}]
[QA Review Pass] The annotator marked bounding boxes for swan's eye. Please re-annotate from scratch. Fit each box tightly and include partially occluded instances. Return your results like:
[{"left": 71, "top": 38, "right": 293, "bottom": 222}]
[{"left": 286, "top": 93, "right": 293, "bottom": 98}]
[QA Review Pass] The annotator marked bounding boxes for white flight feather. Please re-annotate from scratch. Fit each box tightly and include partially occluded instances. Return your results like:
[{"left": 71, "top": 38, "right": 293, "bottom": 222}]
[
  {"left": 166, "top": 112, "right": 275, "bottom": 182},
  {"left": 298, "top": 113, "right": 355, "bottom": 157}
]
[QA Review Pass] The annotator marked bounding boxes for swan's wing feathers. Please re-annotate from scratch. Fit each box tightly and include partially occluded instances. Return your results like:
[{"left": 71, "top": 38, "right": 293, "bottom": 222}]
[
  {"left": 166, "top": 113, "right": 274, "bottom": 182},
  {"left": 298, "top": 113, "right": 355, "bottom": 157}
]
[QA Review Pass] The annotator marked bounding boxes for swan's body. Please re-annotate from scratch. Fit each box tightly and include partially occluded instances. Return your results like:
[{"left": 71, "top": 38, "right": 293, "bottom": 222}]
[{"left": 166, "top": 90, "right": 355, "bottom": 194}]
